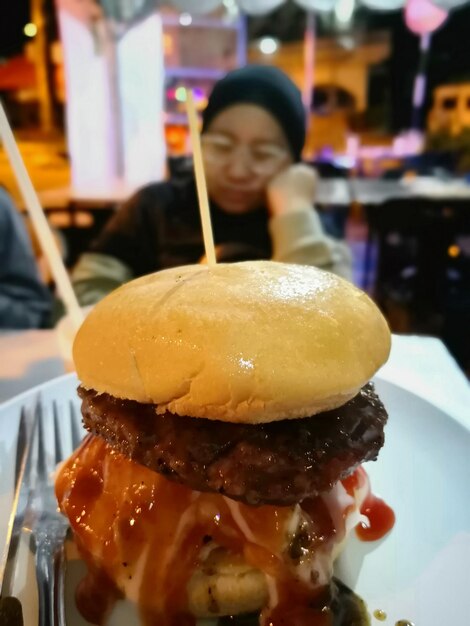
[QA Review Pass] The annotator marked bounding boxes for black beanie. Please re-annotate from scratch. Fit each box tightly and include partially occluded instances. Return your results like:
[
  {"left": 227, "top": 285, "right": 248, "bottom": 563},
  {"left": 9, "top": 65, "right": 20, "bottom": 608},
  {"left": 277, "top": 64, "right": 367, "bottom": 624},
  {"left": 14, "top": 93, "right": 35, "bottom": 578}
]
[{"left": 201, "top": 65, "right": 306, "bottom": 162}]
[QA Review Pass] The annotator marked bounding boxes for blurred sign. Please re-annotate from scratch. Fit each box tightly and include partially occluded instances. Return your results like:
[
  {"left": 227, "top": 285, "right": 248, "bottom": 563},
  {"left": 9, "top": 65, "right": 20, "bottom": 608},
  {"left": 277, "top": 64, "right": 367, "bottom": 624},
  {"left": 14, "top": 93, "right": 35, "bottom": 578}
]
[
  {"left": 57, "top": 5, "right": 166, "bottom": 195},
  {"left": 0, "top": 57, "right": 36, "bottom": 91}
]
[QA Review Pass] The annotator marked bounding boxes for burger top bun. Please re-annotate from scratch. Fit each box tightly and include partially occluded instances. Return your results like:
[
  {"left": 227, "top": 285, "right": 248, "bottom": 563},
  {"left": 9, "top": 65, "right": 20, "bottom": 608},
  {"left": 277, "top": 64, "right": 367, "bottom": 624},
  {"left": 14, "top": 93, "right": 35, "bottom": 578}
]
[{"left": 73, "top": 261, "right": 391, "bottom": 422}]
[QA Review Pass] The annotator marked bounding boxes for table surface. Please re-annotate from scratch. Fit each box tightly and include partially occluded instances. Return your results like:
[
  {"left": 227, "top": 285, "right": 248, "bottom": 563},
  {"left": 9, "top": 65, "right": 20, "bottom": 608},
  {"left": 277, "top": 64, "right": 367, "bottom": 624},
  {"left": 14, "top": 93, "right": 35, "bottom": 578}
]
[
  {"left": 29, "top": 176, "right": 470, "bottom": 211},
  {"left": 0, "top": 331, "right": 468, "bottom": 428},
  {"left": 31, "top": 181, "right": 354, "bottom": 210},
  {"left": 0, "top": 330, "right": 66, "bottom": 403},
  {"left": 349, "top": 177, "right": 470, "bottom": 205}
]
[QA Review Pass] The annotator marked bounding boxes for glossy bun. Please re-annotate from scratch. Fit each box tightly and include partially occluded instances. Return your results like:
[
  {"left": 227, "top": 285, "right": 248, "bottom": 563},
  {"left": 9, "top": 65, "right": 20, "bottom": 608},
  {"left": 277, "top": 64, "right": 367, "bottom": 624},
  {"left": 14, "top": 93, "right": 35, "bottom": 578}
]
[{"left": 73, "top": 261, "right": 390, "bottom": 422}]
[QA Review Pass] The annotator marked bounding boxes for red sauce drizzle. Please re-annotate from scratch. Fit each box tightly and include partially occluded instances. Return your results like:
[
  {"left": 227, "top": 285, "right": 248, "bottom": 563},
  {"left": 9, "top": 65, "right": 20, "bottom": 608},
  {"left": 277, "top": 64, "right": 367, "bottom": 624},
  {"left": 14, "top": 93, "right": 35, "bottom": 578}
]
[
  {"left": 342, "top": 466, "right": 395, "bottom": 542},
  {"left": 356, "top": 493, "right": 396, "bottom": 542},
  {"left": 75, "top": 567, "right": 122, "bottom": 625},
  {"left": 56, "top": 437, "right": 394, "bottom": 626}
]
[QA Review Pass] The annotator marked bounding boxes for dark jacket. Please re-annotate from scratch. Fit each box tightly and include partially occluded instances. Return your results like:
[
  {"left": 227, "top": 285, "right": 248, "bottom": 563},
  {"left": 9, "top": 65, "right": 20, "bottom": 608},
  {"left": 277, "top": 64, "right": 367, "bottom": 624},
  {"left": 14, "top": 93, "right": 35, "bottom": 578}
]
[
  {"left": 0, "top": 189, "right": 52, "bottom": 329},
  {"left": 72, "top": 175, "right": 351, "bottom": 306},
  {"left": 89, "top": 176, "right": 272, "bottom": 273}
]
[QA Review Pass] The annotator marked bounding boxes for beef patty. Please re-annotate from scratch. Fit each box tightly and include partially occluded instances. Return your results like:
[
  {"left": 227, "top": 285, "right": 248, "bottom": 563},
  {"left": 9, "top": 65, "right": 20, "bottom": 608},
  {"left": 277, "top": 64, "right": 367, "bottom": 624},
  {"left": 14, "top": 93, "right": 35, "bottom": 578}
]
[{"left": 78, "top": 383, "right": 387, "bottom": 506}]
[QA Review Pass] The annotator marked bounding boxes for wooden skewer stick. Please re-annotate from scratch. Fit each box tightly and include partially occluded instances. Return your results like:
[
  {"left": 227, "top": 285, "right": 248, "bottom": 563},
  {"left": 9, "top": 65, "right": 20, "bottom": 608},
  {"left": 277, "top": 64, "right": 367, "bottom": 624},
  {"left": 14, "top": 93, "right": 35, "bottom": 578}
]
[
  {"left": 185, "top": 89, "right": 217, "bottom": 266},
  {"left": 0, "top": 100, "right": 84, "bottom": 331}
]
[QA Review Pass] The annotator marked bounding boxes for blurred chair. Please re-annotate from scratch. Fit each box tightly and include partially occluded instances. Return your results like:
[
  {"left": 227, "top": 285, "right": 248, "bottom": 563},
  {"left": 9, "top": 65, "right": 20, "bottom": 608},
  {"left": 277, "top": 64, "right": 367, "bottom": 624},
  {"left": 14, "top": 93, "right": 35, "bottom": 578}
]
[
  {"left": 381, "top": 151, "right": 457, "bottom": 180},
  {"left": 364, "top": 198, "right": 470, "bottom": 371},
  {"left": 308, "top": 160, "right": 350, "bottom": 239},
  {"left": 404, "top": 151, "right": 456, "bottom": 176},
  {"left": 310, "top": 160, "right": 350, "bottom": 179},
  {"left": 167, "top": 155, "right": 193, "bottom": 180}
]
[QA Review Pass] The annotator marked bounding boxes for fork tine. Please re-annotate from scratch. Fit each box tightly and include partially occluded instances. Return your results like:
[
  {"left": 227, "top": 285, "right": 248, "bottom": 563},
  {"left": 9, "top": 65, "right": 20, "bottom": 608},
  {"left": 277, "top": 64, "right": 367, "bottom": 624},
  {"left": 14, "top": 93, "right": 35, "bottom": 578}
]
[
  {"left": 14, "top": 408, "right": 28, "bottom": 482},
  {"left": 32, "top": 398, "right": 70, "bottom": 626},
  {"left": 36, "top": 400, "right": 47, "bottom": 481},
  {"left": 69, "top": 401, "right": 83, "bottom": 450},
  {"left": 0, "top": 408, "right": 32, "bottom": 597},
  {"left": 52, "top": 401, "right": 64, "bottom": 465},
  {"left": 31, "top": 398, "right": 83, "bottom": 626}
]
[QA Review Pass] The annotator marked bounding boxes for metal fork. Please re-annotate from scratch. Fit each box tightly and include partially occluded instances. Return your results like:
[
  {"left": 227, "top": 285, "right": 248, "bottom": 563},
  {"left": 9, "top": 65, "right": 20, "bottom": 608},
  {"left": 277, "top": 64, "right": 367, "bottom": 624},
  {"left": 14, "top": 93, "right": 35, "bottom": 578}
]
[{"left": 32, "top": 400, "right": 83, "bottom": 626}]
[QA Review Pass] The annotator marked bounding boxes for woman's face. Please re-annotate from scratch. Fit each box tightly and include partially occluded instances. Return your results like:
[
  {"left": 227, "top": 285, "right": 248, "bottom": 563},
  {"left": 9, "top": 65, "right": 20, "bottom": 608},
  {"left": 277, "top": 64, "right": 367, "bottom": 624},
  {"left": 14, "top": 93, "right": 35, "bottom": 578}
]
[{"left": 202, "top": 104, "right": 293, "bottom": 215}]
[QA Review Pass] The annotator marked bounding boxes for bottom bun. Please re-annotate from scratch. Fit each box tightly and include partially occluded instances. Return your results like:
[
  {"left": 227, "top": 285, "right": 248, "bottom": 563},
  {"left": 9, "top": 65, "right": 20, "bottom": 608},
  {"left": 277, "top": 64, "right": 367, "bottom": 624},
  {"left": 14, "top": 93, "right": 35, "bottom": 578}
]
[
  {"left": 188, "top": 548, "right": 268, "bottom": 617},
  {"left": 188, "top": 479, "right": 368, "bottom": 619}
]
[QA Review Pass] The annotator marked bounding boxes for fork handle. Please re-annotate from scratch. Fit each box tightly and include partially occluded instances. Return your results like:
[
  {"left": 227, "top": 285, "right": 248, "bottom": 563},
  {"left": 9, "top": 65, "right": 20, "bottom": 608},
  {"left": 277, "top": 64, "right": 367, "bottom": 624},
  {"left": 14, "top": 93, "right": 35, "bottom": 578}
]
[{"left": 35, "top": 532, "right": 67, "bottom": 626}]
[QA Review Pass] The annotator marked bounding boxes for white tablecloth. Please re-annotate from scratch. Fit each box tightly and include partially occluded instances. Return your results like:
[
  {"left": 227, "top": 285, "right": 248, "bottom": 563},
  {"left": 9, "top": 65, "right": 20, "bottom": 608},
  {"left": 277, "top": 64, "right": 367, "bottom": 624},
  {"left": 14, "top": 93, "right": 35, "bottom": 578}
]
[{"left": 0, "top": 330, "right": 65, "bottom": 403}]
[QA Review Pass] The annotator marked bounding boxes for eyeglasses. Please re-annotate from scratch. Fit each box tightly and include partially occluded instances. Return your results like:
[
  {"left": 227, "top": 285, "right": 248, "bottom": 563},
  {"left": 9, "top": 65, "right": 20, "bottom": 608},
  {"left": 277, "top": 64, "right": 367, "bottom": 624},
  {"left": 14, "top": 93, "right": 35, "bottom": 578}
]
[{"left": 201, "top": 134, "right": 290, "bottom": 176}]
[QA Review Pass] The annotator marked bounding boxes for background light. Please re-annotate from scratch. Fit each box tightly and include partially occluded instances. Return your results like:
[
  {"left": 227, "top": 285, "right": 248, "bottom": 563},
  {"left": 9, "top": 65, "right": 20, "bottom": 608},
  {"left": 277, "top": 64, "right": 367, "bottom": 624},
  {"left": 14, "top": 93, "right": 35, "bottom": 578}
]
[
  {"left": 335, "top": 0, "right": 355, "bottom": 23},
  {"left": 24, "top": 23, "right": 38, "bottom": 38},
  {"left": 223, "top": 0, "right": 240, "bottom": 18},
  {"left": 295, "top": 0, "right": 336, "bottom": 12},
  {"left": 179, "top": 13, "right": 193, "bottom": 26},
  {"left": 359, "top": 0, "right": 405, "bottom": 9},
  {"left": 338, "top": 35, "right": 355, "bottom": 49},
  {"left": 258, "top": 36, "right": 279, "bottom": 54},
  {"left": 175, "top": 87, "right": 187, "bottom": 102},
  {"left": 237, "top": 0, "right": 285, "bottom": 16}
]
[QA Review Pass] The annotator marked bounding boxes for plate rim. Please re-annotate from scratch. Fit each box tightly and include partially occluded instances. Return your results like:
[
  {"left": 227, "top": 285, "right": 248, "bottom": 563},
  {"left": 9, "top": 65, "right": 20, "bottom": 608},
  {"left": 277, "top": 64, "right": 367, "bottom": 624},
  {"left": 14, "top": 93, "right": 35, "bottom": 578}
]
[
  {"left": 1, "top": 371, "right": 468, "bottom": 434},
  {"left": 0, "top": 371, "right": 78, "bottom": 410}
]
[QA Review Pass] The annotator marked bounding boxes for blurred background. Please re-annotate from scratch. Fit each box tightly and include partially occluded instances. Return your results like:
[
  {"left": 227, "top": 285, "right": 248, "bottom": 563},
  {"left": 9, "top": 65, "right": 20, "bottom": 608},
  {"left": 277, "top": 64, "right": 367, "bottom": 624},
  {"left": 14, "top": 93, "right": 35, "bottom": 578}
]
[{"left": 1, "top": 0, "right": 469, "bottom": 373}]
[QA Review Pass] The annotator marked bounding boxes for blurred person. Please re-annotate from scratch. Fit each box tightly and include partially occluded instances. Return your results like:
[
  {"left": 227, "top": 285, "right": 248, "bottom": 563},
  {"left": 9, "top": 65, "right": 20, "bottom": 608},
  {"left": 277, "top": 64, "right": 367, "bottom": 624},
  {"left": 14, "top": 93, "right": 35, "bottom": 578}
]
[
  {"left": 0, "top": 188, "right": 52, "bottom": 329},
  {"left": 72, "top": 66, "right": 352, "bottom": 306}
]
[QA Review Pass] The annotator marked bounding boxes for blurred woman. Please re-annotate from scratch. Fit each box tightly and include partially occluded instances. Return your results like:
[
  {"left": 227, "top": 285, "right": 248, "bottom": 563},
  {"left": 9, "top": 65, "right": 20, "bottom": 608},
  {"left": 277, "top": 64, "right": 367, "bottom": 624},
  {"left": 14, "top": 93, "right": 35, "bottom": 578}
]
[
  {"left": 72, "top": 65, "right": 351, "bottom": 305},
  {"left": 0, "top": 188, "right": 52, "bottom": 328}
]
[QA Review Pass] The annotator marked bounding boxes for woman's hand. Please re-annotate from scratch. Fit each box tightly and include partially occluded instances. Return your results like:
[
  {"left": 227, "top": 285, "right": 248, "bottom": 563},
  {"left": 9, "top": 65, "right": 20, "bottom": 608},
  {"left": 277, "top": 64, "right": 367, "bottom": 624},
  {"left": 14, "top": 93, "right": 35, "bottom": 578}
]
[{"left": 266, "top": 164, "right": 318, "bottom": 217}]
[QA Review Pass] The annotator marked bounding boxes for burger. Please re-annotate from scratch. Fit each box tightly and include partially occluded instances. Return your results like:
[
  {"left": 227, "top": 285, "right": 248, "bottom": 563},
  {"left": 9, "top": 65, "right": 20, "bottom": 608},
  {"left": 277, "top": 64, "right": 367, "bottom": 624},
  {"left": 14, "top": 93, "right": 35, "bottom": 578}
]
[{"left": 56, "top": 261, "right": 392, "bottom": 626}]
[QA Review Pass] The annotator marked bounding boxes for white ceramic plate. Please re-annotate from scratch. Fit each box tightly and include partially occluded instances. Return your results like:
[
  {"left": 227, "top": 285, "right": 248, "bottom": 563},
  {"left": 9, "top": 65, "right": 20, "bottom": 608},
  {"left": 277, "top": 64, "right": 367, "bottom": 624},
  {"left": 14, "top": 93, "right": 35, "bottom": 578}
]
[{"left": 1, "top": 374, "right": 469, "bottom": 625}]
